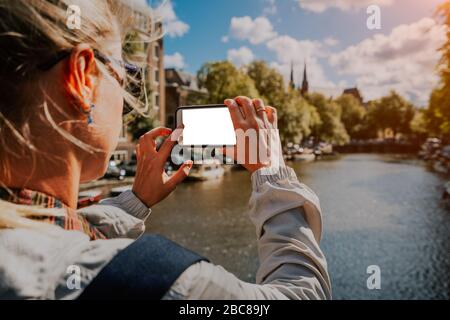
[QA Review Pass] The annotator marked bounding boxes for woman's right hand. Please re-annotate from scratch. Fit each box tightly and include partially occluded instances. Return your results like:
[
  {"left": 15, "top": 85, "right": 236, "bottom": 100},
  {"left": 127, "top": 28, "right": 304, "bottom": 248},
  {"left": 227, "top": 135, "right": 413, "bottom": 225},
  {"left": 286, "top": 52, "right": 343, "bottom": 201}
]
[
  {"left": 224, "top": 96, "right": 283, "bottom": 173},
  {"left": 132, "top": 127, "right": 193, "bottom": 208}
]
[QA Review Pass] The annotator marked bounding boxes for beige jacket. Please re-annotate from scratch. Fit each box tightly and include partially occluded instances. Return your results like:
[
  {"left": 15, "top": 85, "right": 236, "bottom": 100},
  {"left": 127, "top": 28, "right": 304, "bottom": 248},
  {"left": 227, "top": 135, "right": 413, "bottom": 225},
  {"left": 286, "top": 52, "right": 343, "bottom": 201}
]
[{"left": 0, "top": 166, "right": 331, "bottom": 300}]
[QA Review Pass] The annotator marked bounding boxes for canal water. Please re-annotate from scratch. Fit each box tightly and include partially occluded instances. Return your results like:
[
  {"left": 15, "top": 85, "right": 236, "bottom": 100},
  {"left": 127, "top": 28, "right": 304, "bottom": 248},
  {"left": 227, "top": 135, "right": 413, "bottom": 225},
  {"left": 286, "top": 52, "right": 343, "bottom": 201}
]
[{"left": 148, "top": 154, "right": 449, "bottom": 300}]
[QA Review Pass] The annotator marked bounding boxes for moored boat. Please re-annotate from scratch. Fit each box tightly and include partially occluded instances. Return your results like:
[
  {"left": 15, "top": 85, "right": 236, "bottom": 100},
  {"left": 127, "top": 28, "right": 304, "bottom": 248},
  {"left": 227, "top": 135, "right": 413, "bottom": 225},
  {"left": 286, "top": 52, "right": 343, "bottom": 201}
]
[{"left": 186, "top": 161, "right": 225, "bottom": 181}]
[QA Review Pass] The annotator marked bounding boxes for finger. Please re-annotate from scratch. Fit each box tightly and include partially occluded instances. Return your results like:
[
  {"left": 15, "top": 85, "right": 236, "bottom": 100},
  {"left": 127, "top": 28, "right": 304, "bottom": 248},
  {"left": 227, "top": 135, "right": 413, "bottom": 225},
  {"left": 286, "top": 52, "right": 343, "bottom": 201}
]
[
  {"left": 224, "top": 99, "right": 244, "bottom": 125},
  {"left": 158, "top": 129, "right": 182, "bottom": 162},
  {"left": 135, "top": 144, "right": 141, "bottom": 161},
  {"left": 266, "top": 106, "right": 278, "bottom": 129},
  {"left": 166, "top": 160, "right": 193, "bottom": 189},
  {"left": 253, "top": 98, "right": 269, "bottom": 128},
  {"left": 147, "top": 127, "right": 172, "bottom": 140},
  {"left": 139, "top": 127, "right": 172, "bottom": 155},
  {"left": 236, "top": 96, "right": 257, "bottom": 119}
]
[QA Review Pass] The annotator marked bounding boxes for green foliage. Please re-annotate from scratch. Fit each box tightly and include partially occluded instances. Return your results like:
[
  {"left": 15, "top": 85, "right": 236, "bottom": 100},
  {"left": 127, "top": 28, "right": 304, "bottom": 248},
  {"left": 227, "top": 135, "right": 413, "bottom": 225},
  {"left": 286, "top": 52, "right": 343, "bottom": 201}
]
[
  {"left": 368, "top": 91, "right": 415, "bottom": 137},
  {"left": 246, "top": 60, "right": 285, "bottom": 107},
  {"left": 127, "top": 115, "right": 157, "bottom": 141},
  {"left": 426, "top": 85, "right": 450, "bottom": 137},
  {"left": 305, "top": 93, "right": 350, "bottom": 145},
  {"left": 410, "top": 109, "right": 429, "bottom": 139},
  {"left": 192, "top": 59, "right": 419, "bottom": 145},
  {"left": 335, "top": 94, "right": 366, "bottom": 138},
  {"left": 197, "top": 61, "right": 259, "bottom": 103},
  {"left": 423, "top": 2, "right": 450, "bottom": 137},
  {"left": 245, "top": 61, "right": 318, "bottom": 144},
  {"left": 357, "top": 101, "right": 381, "bottom": 139},
  {"left": 277, "top": 89, "right": 320, "bottom": 144}
]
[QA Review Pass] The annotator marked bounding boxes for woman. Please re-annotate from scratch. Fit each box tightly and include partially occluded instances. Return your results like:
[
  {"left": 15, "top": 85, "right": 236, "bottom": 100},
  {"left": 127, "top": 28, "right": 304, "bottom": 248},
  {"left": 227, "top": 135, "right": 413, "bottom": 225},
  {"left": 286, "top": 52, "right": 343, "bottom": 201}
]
[{"left": 0, "top": 0, "right": 331, "bottom": 299}]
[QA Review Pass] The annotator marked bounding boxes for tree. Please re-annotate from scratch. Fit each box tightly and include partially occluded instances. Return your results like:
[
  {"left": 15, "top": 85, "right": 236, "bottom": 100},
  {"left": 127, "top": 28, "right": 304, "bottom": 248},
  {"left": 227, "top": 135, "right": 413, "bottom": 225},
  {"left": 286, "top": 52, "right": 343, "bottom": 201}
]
[
  {"left": 426, "top": 88, "right": 450, "bottom": 136},
  {"left": 369, "top": 91, "right": 415, "bottom": 138},
  {"left": 410, "top": 109, "right": 429, "bottom": 142},
  {"left": 359, "top": 101, "right": 382, "bottom": 140},
  {"left": 245, "top": 61, "right": 321, "bottom": 144},
  {"left": 424, "top": 2, "right": 450, "bottom": 137},
  {"left": 278, "top": 89, "right": 321, "bottom": 144},
  {"left": 305, "top": 93, "right": 350, "bottom": 145},
  {"left": 197, "top": 61, "right": 259, "bottom": 103},
  {"left": 126, "top": 115, "right": 157, "bottom": 141},
  {"left": 335, "top": 94, "right": 366, "bottom": 139},
  {"left": 246, "top": 61, "right": 285, "bottom": 107}
]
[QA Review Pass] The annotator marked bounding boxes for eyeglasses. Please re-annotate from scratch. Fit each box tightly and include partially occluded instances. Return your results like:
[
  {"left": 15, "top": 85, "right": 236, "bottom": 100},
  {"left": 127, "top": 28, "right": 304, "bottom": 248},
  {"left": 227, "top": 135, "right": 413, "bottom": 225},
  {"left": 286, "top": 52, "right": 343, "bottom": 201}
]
[{"left": 38, "top": 49, "right": 141, "bottom": 115}]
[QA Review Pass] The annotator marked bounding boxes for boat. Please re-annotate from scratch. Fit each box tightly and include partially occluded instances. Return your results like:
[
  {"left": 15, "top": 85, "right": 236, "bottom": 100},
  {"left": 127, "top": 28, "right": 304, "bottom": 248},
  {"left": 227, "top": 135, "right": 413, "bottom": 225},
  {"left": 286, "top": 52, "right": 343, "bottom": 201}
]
[
  {"left": 317, "top": 142, "right": 333, "bottom": 155},
  {"left": 77, "top": 189, "right": 103, "bottom": 208},
  {"left": 293, "top": 147, "right": 316, "bottom": 162},
  {"left": 186, "top": 160, "right": 225, "bottom": 181}
]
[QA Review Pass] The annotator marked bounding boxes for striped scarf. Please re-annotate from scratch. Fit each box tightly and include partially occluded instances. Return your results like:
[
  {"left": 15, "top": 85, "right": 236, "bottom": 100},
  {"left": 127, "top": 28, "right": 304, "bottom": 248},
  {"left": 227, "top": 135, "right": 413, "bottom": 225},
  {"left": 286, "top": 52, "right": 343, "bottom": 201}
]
[{"left": 0, "top": 188, "right": 106, "bottom": 240}]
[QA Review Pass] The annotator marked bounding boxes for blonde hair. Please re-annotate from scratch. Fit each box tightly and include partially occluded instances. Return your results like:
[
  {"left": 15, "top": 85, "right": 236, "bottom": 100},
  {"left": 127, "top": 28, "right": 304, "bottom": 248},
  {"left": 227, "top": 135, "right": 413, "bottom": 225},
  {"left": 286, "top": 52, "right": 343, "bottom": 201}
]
[{"left": 0, "top": 0, "right": 160, "bottom": 231}]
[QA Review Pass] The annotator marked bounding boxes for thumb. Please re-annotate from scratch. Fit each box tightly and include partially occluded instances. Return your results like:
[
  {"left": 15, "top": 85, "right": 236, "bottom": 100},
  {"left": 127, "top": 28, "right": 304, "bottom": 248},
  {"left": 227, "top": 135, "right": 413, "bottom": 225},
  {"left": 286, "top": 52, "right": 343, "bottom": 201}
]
[{"left": 167, "top": 160, "right": 193, "bottom": 189}]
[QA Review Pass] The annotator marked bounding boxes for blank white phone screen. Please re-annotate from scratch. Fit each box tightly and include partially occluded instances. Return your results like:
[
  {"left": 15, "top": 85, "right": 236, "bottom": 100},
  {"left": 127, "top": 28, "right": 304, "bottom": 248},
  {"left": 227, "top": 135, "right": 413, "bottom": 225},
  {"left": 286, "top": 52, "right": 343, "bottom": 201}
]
[{"left": 182, "top": 107, "right": 236, "bottom": 145}]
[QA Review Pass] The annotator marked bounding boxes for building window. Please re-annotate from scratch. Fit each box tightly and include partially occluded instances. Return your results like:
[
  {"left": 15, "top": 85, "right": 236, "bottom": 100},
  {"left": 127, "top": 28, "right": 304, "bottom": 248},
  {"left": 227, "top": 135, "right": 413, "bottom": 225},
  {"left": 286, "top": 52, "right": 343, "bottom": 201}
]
[
  {"left": 119, "top": 122, "right": 127, "bottom": 141},
  {"left": 111, "top": 151, "right": 128, "bottom": 164},
  {"left": 154, "top": 44, "right": 160, "bottom": 59},
  {"left": 154, "top": 93, "right": 160, "bottom": 108},
  {"left": 154, "top": 68, "right": 159, "bottom": 84}
]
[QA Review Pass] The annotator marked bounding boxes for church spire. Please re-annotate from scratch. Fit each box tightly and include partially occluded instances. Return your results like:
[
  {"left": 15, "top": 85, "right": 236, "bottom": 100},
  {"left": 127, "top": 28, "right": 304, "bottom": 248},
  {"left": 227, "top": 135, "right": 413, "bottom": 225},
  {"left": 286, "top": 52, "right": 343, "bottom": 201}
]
[
  {"left": 289, "top": 61, "right": 295, "bottom": 90},
  {"left": 301, "top": 61, "right": 309, "bottom": 96}
]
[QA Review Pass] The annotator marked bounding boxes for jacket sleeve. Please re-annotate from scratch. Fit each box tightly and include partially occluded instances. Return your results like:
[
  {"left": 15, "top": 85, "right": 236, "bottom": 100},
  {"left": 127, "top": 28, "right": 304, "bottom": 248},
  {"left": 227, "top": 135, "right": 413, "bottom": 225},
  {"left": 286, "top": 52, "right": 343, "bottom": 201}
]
[
  {"left": 163, "top": 166, "right": 332, "bottom": 300},
  {"left": 77, "top": 190, "right": 151, "bottom": 239}
]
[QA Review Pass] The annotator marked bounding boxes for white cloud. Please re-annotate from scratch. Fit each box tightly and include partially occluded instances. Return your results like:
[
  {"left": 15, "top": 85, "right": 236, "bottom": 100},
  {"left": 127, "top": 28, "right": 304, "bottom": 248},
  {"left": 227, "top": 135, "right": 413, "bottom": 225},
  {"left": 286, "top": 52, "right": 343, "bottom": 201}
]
[
  {"left": 263, "top": 0, "right": 277, "bottom": 15},
  {"left": 297, "top": 0, "right": 394, "bottom": 13},
  {"left": 266, "top": 35, "right": 339, "bottom": 95},
  {"left": 324, "top": 37, "right": 339, "bottom": 47},
  {"left": 221, "top": 36, "right": 229, "bottom": 43},
  {"left": 329, "top": 17, "right": 446, "bottom": 104},
  {"left": 266, "top": 35, "right": 324, "bottom": 64},
  {"left": 229, "top": 16, "right": 277, "bottom": 45},
  {"left": 165, "top": 52, "right": 185, "bottom": 69},
  {"left": 156, "top": 1, "right": 189, "bottom": 38},
  {"left": 228, "top": 46, "right": 255, "bottom": 67}
]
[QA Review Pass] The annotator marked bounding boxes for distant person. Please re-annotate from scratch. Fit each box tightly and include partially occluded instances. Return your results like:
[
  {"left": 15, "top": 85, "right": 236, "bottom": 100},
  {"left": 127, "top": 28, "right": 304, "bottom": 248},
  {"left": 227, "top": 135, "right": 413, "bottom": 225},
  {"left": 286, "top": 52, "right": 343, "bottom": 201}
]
[{"left": 0, "top": 0, "right": 330, "bottom": 299}]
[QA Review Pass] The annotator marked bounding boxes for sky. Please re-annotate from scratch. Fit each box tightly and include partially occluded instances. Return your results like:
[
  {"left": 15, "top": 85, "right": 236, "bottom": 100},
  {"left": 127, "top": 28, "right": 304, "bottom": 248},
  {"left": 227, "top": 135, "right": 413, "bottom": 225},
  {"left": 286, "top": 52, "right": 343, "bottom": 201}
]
[{"left": 136, "top": 0, "right": 448, "bottom": 106}]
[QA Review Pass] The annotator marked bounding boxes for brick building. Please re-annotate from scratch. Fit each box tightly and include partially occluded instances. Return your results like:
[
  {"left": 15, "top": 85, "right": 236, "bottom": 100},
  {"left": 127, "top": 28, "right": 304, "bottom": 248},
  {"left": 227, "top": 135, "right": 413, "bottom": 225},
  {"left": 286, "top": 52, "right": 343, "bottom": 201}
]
[
  {"left": 165, "top": 68, "right": 208, "bottom": 129},
  {"left": 112, "top": 4, "right": 166, "bottom": 164}
]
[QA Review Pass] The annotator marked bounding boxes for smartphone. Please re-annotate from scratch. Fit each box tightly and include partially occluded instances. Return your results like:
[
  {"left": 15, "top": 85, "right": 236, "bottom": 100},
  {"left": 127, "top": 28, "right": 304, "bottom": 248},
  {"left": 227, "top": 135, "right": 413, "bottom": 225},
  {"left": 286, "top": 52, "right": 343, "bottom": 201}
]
[{"left": 176, "top": 104, "right": 237, "bottom": 146}]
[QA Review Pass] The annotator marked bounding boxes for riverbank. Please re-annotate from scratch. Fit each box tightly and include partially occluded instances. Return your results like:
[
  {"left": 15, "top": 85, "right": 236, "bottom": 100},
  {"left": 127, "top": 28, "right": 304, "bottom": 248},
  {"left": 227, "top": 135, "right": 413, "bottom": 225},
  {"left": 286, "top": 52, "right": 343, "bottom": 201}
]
[{"left": 334, "top": 141, "right": 419, "bottom": 154}]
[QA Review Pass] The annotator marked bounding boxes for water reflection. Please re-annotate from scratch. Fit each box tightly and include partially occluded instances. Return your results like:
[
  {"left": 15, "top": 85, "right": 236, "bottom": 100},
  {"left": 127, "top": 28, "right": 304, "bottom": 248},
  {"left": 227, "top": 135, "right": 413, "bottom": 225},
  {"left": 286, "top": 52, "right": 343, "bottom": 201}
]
[{"left": 148, "top": 154, "right": 449, "bottom": 299}]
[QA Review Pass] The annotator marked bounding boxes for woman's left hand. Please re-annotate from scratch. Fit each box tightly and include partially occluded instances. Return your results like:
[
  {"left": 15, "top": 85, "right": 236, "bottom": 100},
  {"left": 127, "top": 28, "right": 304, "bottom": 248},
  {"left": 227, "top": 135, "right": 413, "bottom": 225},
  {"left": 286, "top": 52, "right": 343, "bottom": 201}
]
[{"left": 132, "top": 127, "right": 193, "bottom": 208}]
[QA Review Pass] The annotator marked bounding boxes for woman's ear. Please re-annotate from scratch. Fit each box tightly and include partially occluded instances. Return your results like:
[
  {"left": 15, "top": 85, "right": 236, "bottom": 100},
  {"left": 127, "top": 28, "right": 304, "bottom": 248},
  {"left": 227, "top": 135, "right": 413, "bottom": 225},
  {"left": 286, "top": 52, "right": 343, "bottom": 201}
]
[{"left": 64, "top": 44, "right": 97, "bottom": 112}]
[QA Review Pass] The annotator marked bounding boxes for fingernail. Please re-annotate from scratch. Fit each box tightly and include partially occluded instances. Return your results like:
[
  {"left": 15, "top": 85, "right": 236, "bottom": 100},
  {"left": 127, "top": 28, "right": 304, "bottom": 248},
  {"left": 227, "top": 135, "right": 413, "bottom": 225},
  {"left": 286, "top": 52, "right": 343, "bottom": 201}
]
[{"left": 183, "top": 162, "right": 193, "bottom": 175}]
